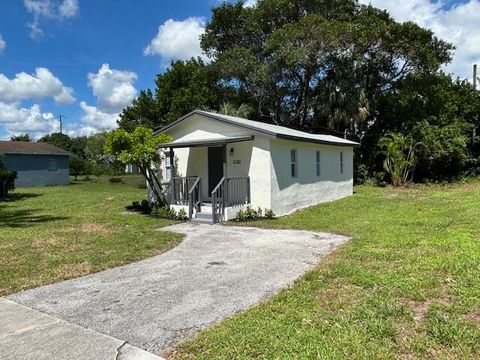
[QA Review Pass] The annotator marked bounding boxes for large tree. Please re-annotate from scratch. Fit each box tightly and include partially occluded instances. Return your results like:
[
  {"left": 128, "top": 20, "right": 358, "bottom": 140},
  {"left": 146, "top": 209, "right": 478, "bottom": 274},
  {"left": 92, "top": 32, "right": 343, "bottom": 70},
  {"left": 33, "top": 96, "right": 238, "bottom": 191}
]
[{"left": 201, "top": 0, "right": 453, "bottom": 136}]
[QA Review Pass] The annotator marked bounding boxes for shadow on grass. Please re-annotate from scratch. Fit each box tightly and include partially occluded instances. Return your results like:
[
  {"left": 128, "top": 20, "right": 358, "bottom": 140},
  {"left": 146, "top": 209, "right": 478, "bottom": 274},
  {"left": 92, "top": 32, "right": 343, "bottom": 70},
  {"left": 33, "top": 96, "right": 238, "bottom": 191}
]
[
  {"left": 0, "top": 208, "right": 69, "bottom": 228},
  {"left": 1, "top": 193, "right": 43, "bottom": 202}
]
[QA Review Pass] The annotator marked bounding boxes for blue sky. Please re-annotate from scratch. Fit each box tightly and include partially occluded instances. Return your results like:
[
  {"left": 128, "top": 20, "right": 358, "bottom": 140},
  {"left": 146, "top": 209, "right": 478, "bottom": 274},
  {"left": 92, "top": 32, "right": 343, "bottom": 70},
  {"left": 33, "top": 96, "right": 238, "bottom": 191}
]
[{"left": 0, "top": 0, "right": 478, "bottom": 139}]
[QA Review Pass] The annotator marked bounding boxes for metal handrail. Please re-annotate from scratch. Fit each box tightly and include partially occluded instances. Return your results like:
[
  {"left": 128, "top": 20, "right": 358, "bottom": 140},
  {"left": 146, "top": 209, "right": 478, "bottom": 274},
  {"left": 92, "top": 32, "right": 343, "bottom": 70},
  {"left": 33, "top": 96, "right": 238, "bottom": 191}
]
[
  {"left": 188, "top": 177, "right": 201, "bottom": 219},
  {"left": 211, "top": 177, "right": 226, "bottom": 224},
  {"left": 172, "top": 176, "right": 197, "bottom": 205}
]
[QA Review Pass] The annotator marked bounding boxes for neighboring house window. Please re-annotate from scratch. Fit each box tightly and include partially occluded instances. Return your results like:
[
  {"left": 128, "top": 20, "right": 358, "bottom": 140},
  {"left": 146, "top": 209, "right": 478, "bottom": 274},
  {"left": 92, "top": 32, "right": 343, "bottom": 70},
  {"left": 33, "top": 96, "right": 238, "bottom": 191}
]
[
  {"left": 290, "top": 149, "right": 298, "bottom": 178},
  {"left": 48, "top": 158, "right": 57, "bottom": 172},
  {"left": 316, "top": 151, "right": 321, "bottom": 177},
  {"left": 164, "top": 151, "right": 172, "bottom": 182},
  {"left": 340, "top": 152, "right": 344, "bottom": 174}
]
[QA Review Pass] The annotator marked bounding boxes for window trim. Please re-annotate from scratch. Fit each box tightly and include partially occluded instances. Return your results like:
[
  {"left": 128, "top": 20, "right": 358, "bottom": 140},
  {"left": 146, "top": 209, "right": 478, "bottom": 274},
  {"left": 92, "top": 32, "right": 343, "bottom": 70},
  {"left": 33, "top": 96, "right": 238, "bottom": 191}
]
[
  {"left": 164, "top": 151, "right": 172, "bottom": 182},
  {"left": 316, "top": 150, "right": 321, "bottom": 177},
  {"left": 340, "top": 151, "right": 344, "bottom": 174},
  {"left": 290, "top": 149, "right": 298, "bottom": 178}
]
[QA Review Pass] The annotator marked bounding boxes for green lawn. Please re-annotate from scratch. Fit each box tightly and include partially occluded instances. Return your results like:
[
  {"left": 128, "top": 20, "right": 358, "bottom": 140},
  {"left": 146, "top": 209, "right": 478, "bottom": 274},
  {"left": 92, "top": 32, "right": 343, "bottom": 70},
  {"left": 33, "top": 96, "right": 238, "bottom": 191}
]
[
  {"left": 174, "top": 182, "right": 480, "bottom": 359},
  {"left": 0, "top": 175, "right": 181, "bottom": 296}
]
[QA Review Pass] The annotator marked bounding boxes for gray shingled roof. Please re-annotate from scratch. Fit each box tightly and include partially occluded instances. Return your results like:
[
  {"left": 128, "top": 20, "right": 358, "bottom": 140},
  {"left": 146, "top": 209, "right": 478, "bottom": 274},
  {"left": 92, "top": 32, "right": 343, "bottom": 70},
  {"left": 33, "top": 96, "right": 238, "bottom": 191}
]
[
  {"left": 0, "top": 141, "right": 69, "bottom": 155},
  {"left": 158, "top": 110, "right": 360, "bottom": 147}
]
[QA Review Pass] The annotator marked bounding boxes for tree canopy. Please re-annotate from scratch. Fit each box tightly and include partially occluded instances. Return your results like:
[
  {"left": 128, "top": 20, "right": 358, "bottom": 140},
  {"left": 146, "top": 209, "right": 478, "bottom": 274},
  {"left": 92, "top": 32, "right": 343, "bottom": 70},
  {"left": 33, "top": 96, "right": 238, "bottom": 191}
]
[
  {"left": 114, "top": 0, "right": 479, "bottom": 183},
  {"left": 10, "top": 134, "right": 32, "bottom": 142}
]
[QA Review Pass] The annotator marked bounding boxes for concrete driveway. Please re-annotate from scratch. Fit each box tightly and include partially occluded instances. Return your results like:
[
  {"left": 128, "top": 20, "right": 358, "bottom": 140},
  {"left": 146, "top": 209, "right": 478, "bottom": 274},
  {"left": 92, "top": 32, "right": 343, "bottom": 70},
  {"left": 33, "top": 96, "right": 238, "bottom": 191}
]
[{"left": 7, "top": 223, "right": 349, "bottom": 357}]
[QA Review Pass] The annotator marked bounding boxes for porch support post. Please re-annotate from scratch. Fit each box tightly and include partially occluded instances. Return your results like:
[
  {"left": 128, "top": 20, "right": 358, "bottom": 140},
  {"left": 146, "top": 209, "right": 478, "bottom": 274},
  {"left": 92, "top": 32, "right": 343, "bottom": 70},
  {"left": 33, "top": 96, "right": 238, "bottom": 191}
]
[
  {"left": 222, "top": 144, "right": 228, "bottom": 206},
  {"left": 169, "top": 147, "right": 174, "bottom": 204}
]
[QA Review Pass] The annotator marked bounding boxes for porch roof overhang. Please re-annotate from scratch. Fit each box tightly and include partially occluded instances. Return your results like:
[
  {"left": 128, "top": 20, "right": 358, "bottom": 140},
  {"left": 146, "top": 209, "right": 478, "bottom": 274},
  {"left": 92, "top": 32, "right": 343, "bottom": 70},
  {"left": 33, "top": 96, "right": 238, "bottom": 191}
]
[{"left": 159, "top": 135, "right": 254, "bottom": 149}]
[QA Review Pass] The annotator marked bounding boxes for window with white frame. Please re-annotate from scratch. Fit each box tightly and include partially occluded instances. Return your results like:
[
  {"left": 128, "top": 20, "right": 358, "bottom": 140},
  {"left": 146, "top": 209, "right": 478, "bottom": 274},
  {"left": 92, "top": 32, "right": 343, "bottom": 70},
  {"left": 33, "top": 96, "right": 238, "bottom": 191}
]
[
  {"left": 340, "top": 151, "right": 344, "bottom": 174},
  {"left": 290, "top": 149, "right": 298, "bottom": 178},
  {"left": 164, "top": 151, "right": 172, "bottom": 182},
  {"left": 316, "top": 151, "right": 321, "bottom": 177}
]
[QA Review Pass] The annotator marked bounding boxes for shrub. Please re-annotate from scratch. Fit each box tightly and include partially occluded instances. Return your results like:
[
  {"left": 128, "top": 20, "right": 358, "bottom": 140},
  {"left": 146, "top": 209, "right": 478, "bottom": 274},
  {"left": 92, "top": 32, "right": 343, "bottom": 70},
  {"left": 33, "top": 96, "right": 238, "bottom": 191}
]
[
  {"left": 0, "top": 170, "right": 17, "bottom": 199},
  {"left": 126, "top": 199, "right": 152, "bottom": 214},
  {"left": 177, "top": 208, "right": 187, "bottom": 221},
  {"left": 153, "top": 205, "right": 177, "bottom": 220},
  {"left": 236, "top": 206, "right": 275, "bottom": 221},
  {"left": 264, "top": 208, "right": 275, "bottom": 219}
]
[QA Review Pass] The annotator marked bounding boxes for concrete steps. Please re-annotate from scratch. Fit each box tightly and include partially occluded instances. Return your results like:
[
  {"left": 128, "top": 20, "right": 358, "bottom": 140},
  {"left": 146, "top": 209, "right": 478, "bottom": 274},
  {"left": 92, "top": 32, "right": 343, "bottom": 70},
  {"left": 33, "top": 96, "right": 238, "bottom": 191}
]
[{"left": 191, "top": 203, "right": 213, "bottom": 223}]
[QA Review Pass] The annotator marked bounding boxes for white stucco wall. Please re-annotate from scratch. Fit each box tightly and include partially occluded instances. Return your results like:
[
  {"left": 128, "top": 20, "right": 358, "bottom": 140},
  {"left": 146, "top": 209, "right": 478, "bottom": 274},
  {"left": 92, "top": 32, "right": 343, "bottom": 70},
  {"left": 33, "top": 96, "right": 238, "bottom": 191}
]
[
  {"left": 156, "top": 113, "right": 354, "bottom": 217},
  {"left": 269, "top": 139, "right": 353, "bottom": 216},
  {"left": 159, "top": 114, "right": 271, "bottom": 209}
]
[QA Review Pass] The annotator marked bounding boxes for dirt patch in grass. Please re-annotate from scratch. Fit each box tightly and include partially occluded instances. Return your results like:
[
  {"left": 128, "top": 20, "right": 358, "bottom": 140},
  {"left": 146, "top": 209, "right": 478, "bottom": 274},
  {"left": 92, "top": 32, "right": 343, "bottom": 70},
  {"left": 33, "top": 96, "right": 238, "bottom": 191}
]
[
  {"left": 316, "top": 283, "right": 364, "bottom": 313},
  {"left": 463, "top": 310, "right": 480, "bottom": 325},
  {"left": 63, "top": 223, "right": 113, "bottom": 235},
  {"left": 407, "top": 286, "right": 452, "bottom": 324},
  {"left": 54, "top": 262, "right": 93, "bottom": 279}
]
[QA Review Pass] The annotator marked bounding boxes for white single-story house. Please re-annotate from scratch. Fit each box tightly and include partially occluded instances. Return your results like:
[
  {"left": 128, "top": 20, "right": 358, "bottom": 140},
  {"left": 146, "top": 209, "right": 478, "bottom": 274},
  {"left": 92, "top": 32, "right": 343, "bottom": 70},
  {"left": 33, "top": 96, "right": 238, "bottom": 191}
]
[{"left": 153, "top": 110, "right": 359, "bottom": 223}]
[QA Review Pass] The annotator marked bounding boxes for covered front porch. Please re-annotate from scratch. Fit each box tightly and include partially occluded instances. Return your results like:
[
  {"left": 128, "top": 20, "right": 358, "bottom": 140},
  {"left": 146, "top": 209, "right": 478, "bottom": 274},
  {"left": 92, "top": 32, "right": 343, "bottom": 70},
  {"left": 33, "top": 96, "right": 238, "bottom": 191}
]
[{"left": 160, "top": 136, "right": 253, "bottom": 223}]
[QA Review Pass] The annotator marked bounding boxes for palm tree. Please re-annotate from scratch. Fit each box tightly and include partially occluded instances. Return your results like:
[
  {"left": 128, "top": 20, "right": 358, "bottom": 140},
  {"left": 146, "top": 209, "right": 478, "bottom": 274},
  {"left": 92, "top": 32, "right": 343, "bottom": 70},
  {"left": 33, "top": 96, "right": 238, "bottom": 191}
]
[
  {"left": 378, "top": 132, "right": 416, "bottom": 187},
  {"left": 210, "top": 102, "right": 254, "bottom": 118}
]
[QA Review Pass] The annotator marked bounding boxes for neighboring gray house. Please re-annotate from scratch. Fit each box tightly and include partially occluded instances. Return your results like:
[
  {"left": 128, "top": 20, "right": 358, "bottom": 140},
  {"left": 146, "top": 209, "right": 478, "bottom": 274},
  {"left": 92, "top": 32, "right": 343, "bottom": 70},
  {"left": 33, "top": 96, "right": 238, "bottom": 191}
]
[{"left": 0, "top": 141, "right": 70, "bottom": 187}]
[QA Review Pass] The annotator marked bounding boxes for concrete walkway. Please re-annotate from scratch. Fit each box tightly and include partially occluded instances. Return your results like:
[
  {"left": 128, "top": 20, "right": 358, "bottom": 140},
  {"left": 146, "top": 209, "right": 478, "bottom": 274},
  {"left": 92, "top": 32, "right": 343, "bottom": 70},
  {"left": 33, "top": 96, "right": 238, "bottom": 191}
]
[
  {"left": 0, "top": 298, "right": 162, "bottom": 360},
  {"left": 7, "top": 223, "right": 349, "bottom": 357}
]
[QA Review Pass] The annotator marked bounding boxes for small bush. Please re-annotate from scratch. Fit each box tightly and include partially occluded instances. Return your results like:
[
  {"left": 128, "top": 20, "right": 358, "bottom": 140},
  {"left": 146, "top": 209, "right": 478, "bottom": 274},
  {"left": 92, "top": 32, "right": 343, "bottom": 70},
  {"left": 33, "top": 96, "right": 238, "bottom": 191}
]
[
  {"left": 264, "top": 208, "right": 275, "bottom": 219},
  {"left": 236, "top": 206, "right": 275, "bottom": 221},
  {"left": 177, "top": 208, "right": 187, "bottom": 221},
  {"left": 153, "top": 205, "right": 177, "bottom": 220},
  {"left": 0, "top": 170, "right": 17, "bottom": 199},
  {"left": 126, "top": 199, "right": 152, "bottom": 214}
]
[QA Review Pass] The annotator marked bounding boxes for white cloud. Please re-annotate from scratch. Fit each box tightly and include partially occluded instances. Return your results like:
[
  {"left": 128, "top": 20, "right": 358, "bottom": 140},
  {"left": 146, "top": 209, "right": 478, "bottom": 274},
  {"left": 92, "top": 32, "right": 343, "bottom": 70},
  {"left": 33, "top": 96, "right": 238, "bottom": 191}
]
[
  {"left": 243, "top": 0, "right": 257, "bottom": 7},
  {"left": 78, "top": 64, "right": 138, "bottom": 132},
  {"left": 24, "top": 0, "right": 79, "bottom": 39},
  {"left": 79, "top": 101, "right": 118, "bottom": 130},
  {"left": 0, "top": 67, "right": 75, "bottom": 104},
  {"left": 58, "top": 0, "right": 79, "bottom": 18},
  {"left": 359, "top": 0, "right": 480, "bottom": 81},
  {"left": 144, "top": 17, "right": 208, "bottom": 62},
  {"left": 0, "top": 102, "right": 59, "bottom": 139},
  {"left": 87, "top": 64, "right": 137, "bottom": 113},
  {"left": 0, "top": 35, "right": 5, "bottom": 54}
]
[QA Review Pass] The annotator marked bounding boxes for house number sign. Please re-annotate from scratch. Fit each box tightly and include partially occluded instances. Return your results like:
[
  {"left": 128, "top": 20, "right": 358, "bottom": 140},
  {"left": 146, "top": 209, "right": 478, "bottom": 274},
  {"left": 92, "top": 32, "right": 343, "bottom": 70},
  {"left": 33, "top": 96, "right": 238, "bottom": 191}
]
[{"left": 233, "top": 159, "right": 241, "bottom": 165}]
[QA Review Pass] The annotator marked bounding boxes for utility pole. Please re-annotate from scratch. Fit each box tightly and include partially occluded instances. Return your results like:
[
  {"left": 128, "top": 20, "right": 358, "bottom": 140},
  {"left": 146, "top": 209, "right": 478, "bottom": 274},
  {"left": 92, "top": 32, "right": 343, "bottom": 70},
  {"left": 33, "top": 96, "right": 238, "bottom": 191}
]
[
  {"left": 57, "top": 114, "right": 65, "bottom": 134},
  {"left": 474, "top": 64, "right": 478, "bottom": 90}
]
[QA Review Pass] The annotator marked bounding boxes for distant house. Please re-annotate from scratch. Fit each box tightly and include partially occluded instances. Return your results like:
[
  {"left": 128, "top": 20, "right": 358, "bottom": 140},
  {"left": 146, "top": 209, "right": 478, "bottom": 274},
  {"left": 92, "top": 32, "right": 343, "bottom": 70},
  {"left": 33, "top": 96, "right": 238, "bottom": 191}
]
[
  {"left": 153, "top": 110, "right": 359, "bottom": 223},
  {"left": 0, "top": 141, "right": 70, "bottom": 187}
]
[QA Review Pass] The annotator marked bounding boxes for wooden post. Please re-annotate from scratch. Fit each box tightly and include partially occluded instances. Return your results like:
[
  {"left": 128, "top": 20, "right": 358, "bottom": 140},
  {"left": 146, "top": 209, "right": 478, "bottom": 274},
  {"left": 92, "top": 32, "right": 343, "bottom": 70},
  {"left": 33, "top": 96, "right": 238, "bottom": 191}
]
[{"left": 169, "top": 147, "right": 174, "bottom": 204}]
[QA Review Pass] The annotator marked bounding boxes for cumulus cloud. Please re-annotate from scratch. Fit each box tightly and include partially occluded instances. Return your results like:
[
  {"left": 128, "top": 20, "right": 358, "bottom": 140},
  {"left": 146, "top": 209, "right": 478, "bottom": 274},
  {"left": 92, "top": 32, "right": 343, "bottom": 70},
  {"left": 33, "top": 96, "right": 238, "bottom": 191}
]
[
  {"left": 0, "top": 102, "right": 59, "bottom": 139},
  {"left": 144, "top": 17, "right": 208, "bottom": 62},
  {"left": 0, "top": 35, "right": 5, "bottom": 54},
  {"left": 87, "top": 64, "right": 137, "bottom": 113},
  {"left": 0, "top": 67, "right": 75, "bottom": 104},
  {"left": 24, "top": 0, "right": 79, "bottom": 39},
  {"left": 79, "top": 64, "right": 138, "bottom": 132},
  {"left": 359, "top": 0, "right": 480, "bottom": 81},
  {"left": 79, "top": 101, "right": 118, "bottom": 130}
]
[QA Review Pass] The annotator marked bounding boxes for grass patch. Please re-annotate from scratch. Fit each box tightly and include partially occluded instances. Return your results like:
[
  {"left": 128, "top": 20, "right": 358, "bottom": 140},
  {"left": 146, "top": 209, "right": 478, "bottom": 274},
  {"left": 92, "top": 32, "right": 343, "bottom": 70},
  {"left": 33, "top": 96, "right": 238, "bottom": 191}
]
[
  {"left": 174, "top": 182, "right": 480, "bottom": 359},
  {"left": 0, "top": 175, "right": 181, "bottom": 296}
]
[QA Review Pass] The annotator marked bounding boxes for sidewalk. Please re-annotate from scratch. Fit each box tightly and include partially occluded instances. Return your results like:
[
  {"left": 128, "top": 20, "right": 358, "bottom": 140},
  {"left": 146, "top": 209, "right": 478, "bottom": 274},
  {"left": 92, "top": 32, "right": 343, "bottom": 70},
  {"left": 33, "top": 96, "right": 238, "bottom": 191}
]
[{"left": 0, "top": 298, "right": 164, "bottom": 360}]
